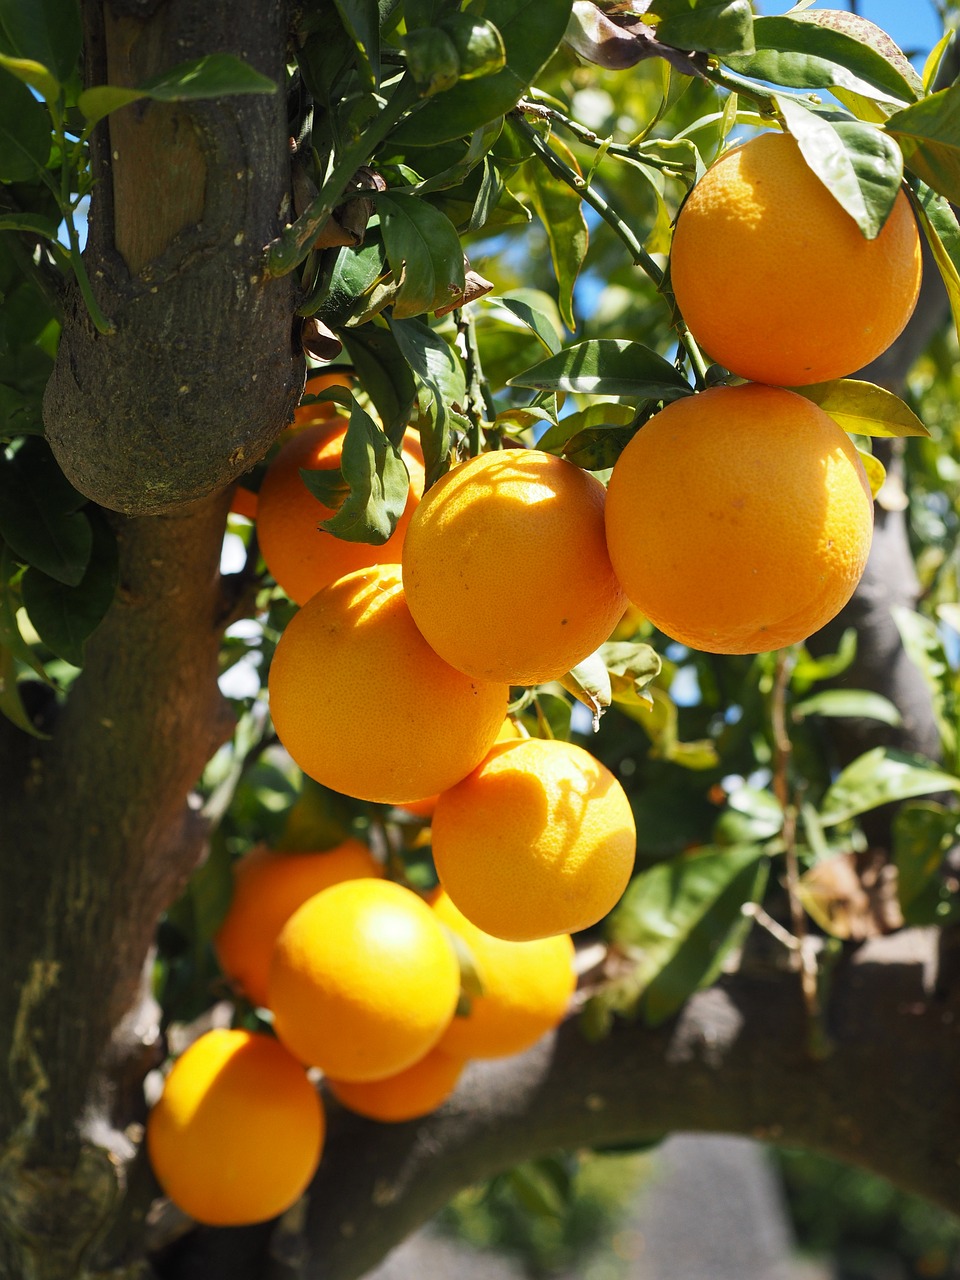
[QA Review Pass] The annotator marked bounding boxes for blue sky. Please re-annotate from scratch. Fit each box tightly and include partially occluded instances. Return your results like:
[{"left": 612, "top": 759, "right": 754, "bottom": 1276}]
[{"left": 754, "top": 1, "right": 946, "bottom": 70}]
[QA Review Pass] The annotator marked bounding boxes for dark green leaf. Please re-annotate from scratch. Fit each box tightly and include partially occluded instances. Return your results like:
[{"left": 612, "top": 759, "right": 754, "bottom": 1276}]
[
  {"left": 389, "top": 316, "right": 467, "bottom": 485},
  {"left": 519, "top": 139, "right": 588, "bottom": 332},
  {"left": 378, "top": 193, "right": 465, "bottom": 319},
  {"left": 792, "top": 688, "right": 902, "bottom": 727},
  {"left": 819, "top": 747, "right": 960, "bottom": 828},
  {"left": 495, "top": 290, "right": 561, "bottom": 355},
  {"left": 391, "top": 0, "right": 572, "bottom": 146},
  {"left": 20, "top": 506, "right": 118, "bottom": 666},
  {"left": 508, "top": 338, "right": 692, "bottom": 399},
  {"left": 0, "top": 440, "right": 91, "bottom": 585},
  {"left": 319, "top": 234, "right": 390, "bottom": 329},
  {"left": 560, "top": 425, "right": 634, "bottom": 471},
  {"left": 536, "top": 402, "right": 635, "bottom": 454},
  {"left": 910, "top": 182, "right": 960, "bottom": 352},
  {"left": 439, "top": 15, "right": 506, "bottom": 80},
  {"left": 793, "top": 378, "right": 929, "bottom": 439},
  {"left": 140, "top": 53, "right": 277, "bottom": 101},
  {"left": 775, "top": 97, "right": 904, "bottom": 239},
  {"left": 0, "top": 72, "right": 49, "bottom": 180},
  {"left": 305, "top": 397, "right": 410, "bottom": 545},
  {"left": 0, "top": 546, "right": 48, "bottom": 682},
  {"left": 887, "top": 82, "right": 960, "bottom": 207},
  {"left": 506, "top": 1159, "right": 571, "bottom": 1219},
  {"left": 0, "top": 0, "right": 80, "bottom": 82},
  {"left": 340, "top": 323, "right": 418, "bottom": 443},
  {"left": 724, "top": 15, "right": 918, "bottom": 104},
  {"left": 333, "top": 0, "right": 382, "bottom": 90},
  {"left": 401, "top": 27, "right": 460, "bottom": 96},
  {"left": 0, "top": 211, "right": 58, "bottom": 239},
  {"left": 0, "top": 644, "right": 47, "bottom": 737},
  {"left": 608, "top": 843, "right": 768, "bottom": 1026},
  {"left": 651, "top": 0, "right": 754, "bottom": 57},
  {"left": 892, "top": 802, "right": 960, "bottom": 921}
]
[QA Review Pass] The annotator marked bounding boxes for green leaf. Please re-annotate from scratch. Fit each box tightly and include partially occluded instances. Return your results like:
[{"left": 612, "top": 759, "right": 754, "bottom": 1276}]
[
  {"left": 0, "top": 211, "right": 58, "bottom": 240},
  {"left": 791, "top": 627, "right": 857, "bottom": 694},
  {"left": 0, "top": 440, "right": 91, "bottom": 586},
  {"left": 340, "top": 324, "right": 418, "bottom": 447},
  {"left": 792, "top": 378, "right": 929, "bottom": 439},
  {"left": 439, "top": 14, "right": 506, "bottom": 80},
  {"left": 886, "top": 82, "right": 960, "bottom": 206},
  {"left": 724, "top": 15, "right": 918, "bottom": 105},
  {"left": 0, "top": 546, "right": 48, "bottom": 684},
  {"left": 378, "top": 193, "right": 465, "bottom": 320},
  {"left": 909, "top": 183, "right": 960, "bottom": 351},
  {"left": 0, "top": 71, "right": 49, "bottom": 180},
  {"left": 401, "top": 27, "right": 460, "bottom": 96},
  {"left": 391, "top": 0, "right": 572, "bottom": 146},
  {"left": 304, "top": 398, "right": 410, "bottom": 545},
  {"left": 0, "top": 51, "right": 58, "bottom": 102},
  {"left": 333, "top": 0, "right": 382, "bottom": 90},
  {"left": 892, "top": 801, "right": 960, "bottom": 921},
  {"left": 20, "top": 507, "right": 118, "bottom": 667},
  {"left": 507, "top": 339, "right": 692, "bottom": 399},
  {"left": 720, "top": 785, "right": 784, "bottom": 841},
  {"left": 599, "top": 640, "right": 661, "bottom": 706},
  {"left": 650, "top": 0, "right": 755, "bottom": 57},
  {"left": 389, "top": 316, "right": 468, "bottom": 485},
  {"left": 819, "top": 747, "right": 960, "bottom": 828},
  {"left": 494, "top": 290, "right": 562, "bottom": 355},
  {"left": 792, "top": 688, "right": 902, "bottom": 727},
  {"left": 608, "top": 843, "right": 768, "bottom": 1026},
  {"left": 79, "top": 53, "right": 277, "bottom": 125},
  {"left": 0, "top": 0, "right": 80, "bottom": 82},
  {"left": 891, "top": 605, "right": 958, "bottom": 767},
  {"left": 519, "top": 138, "right": 589, "bottom": 332},
  {"left": 0, "top": 644, "right": 47, "bottom": 738},
  {"left": 559, "top": 648, "right": 611, "bottom": 730},
  {"left": 775, "top": 97, "right": 904, "bottom": 239}
]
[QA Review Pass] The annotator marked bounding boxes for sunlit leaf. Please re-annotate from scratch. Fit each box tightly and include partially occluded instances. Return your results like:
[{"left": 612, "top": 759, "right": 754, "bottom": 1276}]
[
  {"left": 792, "top": 378, "right": 929, "bottom": 438},
  {"left": 519, "top": 137, "right": 589, "bottom": 332},
  {"left": 508, "top": 339, "right": 692, "bottom": 399},
  {"left": 819, "top": 748, "right": 960, "bottom": 828},
  {"left": 792, "top": 688, "right": 902, "bottom": 727},
  {"left": 887, "top": 82, "right": 960, "bottom": 206},
  {"left": 650, "top": 0, "right": 755, "bottom": 57},
  {"left": 379, "top": 193, "right": 465, "bottom": 319}
]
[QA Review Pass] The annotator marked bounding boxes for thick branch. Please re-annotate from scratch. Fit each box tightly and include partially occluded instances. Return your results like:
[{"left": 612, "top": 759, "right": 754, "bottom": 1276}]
[{"left": 161, "top": 929, "right": 960, "bottom": 1280}]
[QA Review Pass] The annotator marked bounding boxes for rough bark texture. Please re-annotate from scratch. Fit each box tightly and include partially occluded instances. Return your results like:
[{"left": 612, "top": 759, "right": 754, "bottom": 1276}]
[{"left": 43, "top": 0, "right": 304, "bottom": 516}]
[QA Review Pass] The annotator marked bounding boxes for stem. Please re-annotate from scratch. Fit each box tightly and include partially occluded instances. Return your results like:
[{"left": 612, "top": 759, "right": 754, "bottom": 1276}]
[
  {"left": 771, "top": 649, "right": 830, "bottom": 1059},
  {"left": 459, "top": 309, "right": 496, "bottom": 453},
  {"left": 265, "top": 76, "right": 420, "bottom": 279},
  {"left": 517, "top": 100, "right": 696, "bottom": 178},
  {"left": 57, "top": 125, "right": 115, "bottom": 335}
]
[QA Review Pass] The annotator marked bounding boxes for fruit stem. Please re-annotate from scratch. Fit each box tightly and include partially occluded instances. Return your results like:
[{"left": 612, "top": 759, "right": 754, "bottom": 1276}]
[
  {"left": 458, "top": 309, "right": 496, "bottom": 454},
  {"left": 516, "top": 99, "right": 696, "bottom": 179}
]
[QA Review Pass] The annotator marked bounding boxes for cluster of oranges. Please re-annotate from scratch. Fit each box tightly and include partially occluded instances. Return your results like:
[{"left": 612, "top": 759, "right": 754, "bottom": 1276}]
[{"left": 147, "top": 128, "right": 923, "bottom": 1227}]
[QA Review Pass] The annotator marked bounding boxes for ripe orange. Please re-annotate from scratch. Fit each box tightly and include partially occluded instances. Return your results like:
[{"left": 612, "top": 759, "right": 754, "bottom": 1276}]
[
  {"left": 603, "top": 383, "right": 875, "bottom": 655},
  {"left": 268, "top": 879, "right": 460, "bottom": 1081},
  {"left": 401, "top": 448, "right": 626, "bottom": 686},
  {"left": 396, "top": 717, "right": 524, "bottom": 819},
  {"left": 229, "top": 483, "right": 259, "bottom": 521},
  {"left": 213, "top": 840, "right": 382, "bottom": 1009},
  {"left": 669, "top": 130, "right": 922, "bottom": 386},
  {"left": 256, "top": 419, "right": 425, "bottom": 605},
  {"left": 431, "top": 738, "right": 636, "bottom": 941},
  {"left": 146, "top": 1028, "right": 324, "bottom": 1226},
  {"left": 268, "top": 565, "right": 510, "bottom": 804},
  {"left": 432, "top": 890, "right": 576, "bottom": 1059},
  {"left": 325, "top": 1045, "right": 464, "bottom": 1122}
]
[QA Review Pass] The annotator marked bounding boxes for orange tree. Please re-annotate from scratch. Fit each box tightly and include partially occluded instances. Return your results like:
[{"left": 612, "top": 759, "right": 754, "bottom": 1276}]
[{"left": 1, "top": 1, "right": 960, "bottom": 1276}]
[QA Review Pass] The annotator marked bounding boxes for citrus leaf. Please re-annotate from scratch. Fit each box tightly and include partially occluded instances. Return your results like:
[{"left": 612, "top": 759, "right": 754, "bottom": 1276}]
[
  {"left": 599, "top": 640, "right": 661, "bottom": 706},
  {"left": 0, "top": 51, "right": 57, "bottom": 102},
  {"left": 0, "top": 211, "right": 58, "bottom": 239},
  {"left": 340, "top": 321, "right": 417, "bottom": 443},
  {"left": 792, "top": 378, "right": 929, "bottom": 439},
  {"left": 507, "top": 339, "right": 692, "bottom": 398},
  {"left": 0, "top": 644, "right": 48, "bottom": 738},
  {"left": 388, "top": 316, "right": 467, "bottom": 486},
  {"left": 20, "top": 507, "right": 118, "bottom": 667},
  {"left": 819, "top": 747, "right": 960, "bottom": 828},
  {"left": 891, "top": 605, "right": 958, "bottom": 767},
  {"left": 379, "top": 193, "right": 465, "bottom": 319},
  {"left": 893, "top": 802, "right": 960, "bottom": 921},
  {"left": 909, "top": 182, "right": 960, "bottom": 352},
  {"left": 79, "top": 53, "right": 277, "bottom": 125},
  {"left": 650, "top": 0, "right": 755, "bottom": 58},
  {"left": 519, "top": 138, "right": 588, "bottom": 332},
  {"left": 308, "top": 398, "right": 410, "bottom": 545},
  {"left": 724, "top": 15, "right": 917, "bottom": 105},
  {"left": 0, "top": 0, "right": 80, "bottom": 83},
  {"left": 536, "top": 403, "right": 636, "bottom": 455},
  {"left": 332, "top": 0, "right": 382, "bottom": 90},
  {"left": 792, "top": 688, "right": 902, "bottom": 727},
  {"left": 559, "top": 649, "right": 611, "bottom": 730},
  {"left": 607, "top": 843, "right": 768, "bottom": 1026},
  {"left": 0, "top": 72, "right": 49, "bottom": 180},
  {"left": 775, "top": 96, "right": 904, "bottom": 239},
  {"left": 856, "top": 448, "right": 885, "bottom": 500},
  {"left": 0, "top": 440, "right": 91, "bottom": 585},
  {"left": 886, "top": 82, "right": 960, "bottom": 206},
  {"left": 494, "top": 290, "right": 562, "bottom": 355},
  {"left": 391, "top": 0, "right": 572, "bottom": 146}
]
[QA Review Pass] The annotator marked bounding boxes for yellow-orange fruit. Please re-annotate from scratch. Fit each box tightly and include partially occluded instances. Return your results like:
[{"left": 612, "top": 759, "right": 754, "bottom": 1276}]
[
  {"left": 433, "top": 890, "right": 576, "bottom": 1059},
  {"left": 146, "top": 1029, "right": 324, "bottom": 1226},
  {"left": 326, "top": 1046, "right": 464, "bottom": 1122},
  {"left": 402, "top": 448, "right": 626, "bottom": 686},
  {"left": 213, "top": 840, "right": 382, "bottom": 1009},
  {"left": 268, "top": 565, "right": 510, "bottom": 804},
  {"left": 669, "top": 130, "right": 922, "bottom": 386},
  {"left": 268, "top": 879, "right": 461, "bottom": 1081},
  {"left": 395, "top": 717, "right": 524, "bottom": 820},
  {"left": 432, "top": 738, "right": 636, "bottom": 941},
  {"left": 603, "top": 383, "right": 874, "bottom": 655},
  {"left": 256, "top": 420, "right": 425, "bottom": 605}
]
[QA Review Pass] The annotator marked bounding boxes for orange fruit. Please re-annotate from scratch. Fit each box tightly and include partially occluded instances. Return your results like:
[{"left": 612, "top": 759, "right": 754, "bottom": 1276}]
[
  {"left": 213, "top": 840, "right": 382, "bottom": 1009},
  {"left": 325, "top": 1045, "right": 464, "bottom": 1122},
  {"left": 669, "top": 130, "right": 922, "bottom": 386},
  {"left": 395, "top": 717, "right": 523, "bottom": 819},
  {"left": 431, "top": 738, "right": 636, "bottom": 941},
  {"left": 401, "top": 448, "right": 626, "bottom": 686},
  {"left": 146, "top": 1028, "right": 324, "bottom": 1226},
  {"left": 229, "top": 483, "right": 259, "bottom": 521},
  {"left": 268, "top": 564, "right": 510, "bottom": 804},
  {"left": 268, "top": 879, "right": 460, "bottom": 1081},
  {"left": 432, "top": 890, "right": 576, "bottom": 1059},
  {"left": 256, "top": 419, "right": 425, "bottom": 605},
  {"left": 603, "top": 383, "right": 875, "bottom": 655}
]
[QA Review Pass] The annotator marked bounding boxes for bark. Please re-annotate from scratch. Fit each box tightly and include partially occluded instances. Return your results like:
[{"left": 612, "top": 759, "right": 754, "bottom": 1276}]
[{"left": 43, "top": 0, "right": 304, "bottom": 516}]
